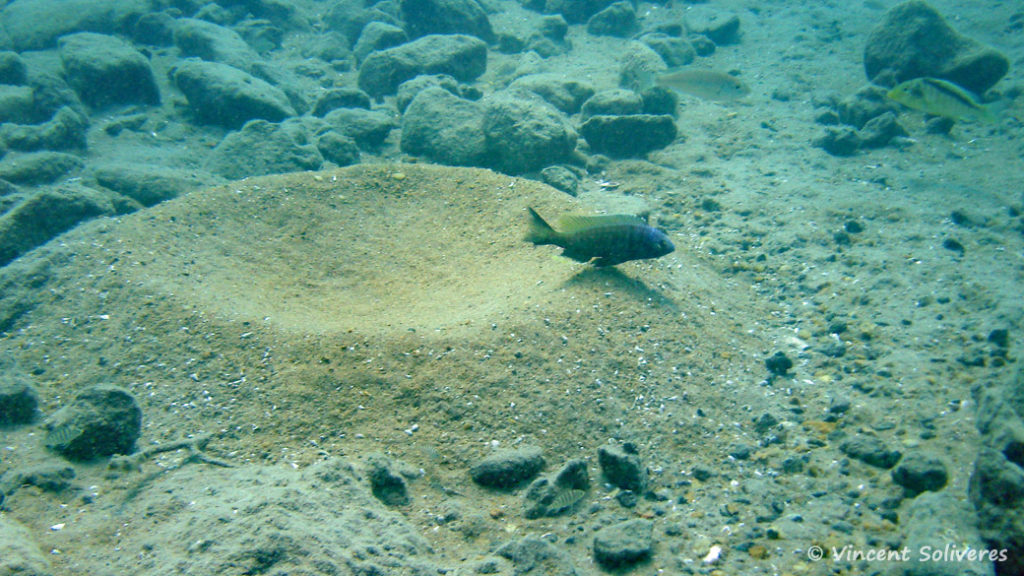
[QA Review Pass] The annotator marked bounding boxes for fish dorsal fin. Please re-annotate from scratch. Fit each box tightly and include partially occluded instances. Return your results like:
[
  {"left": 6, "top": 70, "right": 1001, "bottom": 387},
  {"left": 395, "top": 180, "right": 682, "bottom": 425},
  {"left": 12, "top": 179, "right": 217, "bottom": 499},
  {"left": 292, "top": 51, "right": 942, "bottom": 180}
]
[{"left": 555, "top": 213, "right": 647, "bottom": 233}]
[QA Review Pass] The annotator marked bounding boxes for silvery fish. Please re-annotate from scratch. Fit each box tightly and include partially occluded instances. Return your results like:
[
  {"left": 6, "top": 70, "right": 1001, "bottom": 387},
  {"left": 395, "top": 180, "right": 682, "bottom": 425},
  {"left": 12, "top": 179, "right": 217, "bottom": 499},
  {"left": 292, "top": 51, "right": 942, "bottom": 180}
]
[
  {"left": 640, "top": 68, "right": 751, "bottom": 101},
  {"left": 887, "top": 77, "right": 997, "bottom": 123},
  {"left": 525, "top": 207, "right": 675, "bottom": 267}
]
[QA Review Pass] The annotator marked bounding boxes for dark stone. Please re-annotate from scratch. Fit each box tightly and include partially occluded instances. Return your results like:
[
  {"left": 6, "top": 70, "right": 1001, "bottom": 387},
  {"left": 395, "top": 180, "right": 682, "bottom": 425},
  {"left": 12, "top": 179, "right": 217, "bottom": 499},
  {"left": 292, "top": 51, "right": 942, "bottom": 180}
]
[
  {"left": 640, "top": 86, "right": 679, "bottom": 116},
  {"left": 353, "top": 21, "right": 408, "bottom": 64},
  {"left": 496, "top": 537, "right": 578, "bottom": 576},
  {"left": 838, "top": 85, "right": 899, "bottom": 129},
  {"left": 522, "top": 458, "right": 589, "bottom": 518},
  {"left": 586, "top": 1, "right": 637, "bottom": 38},
  {"left": 481, "top": 91, "right": 577, "bottom": 174},
  {"left": 857, "top": 111, "right": 907, "bottom": 149},
  {"left": 470, "top": 445, "right": 545, "bottom": 488},
  {"left": 132, "top": 12, "right": 176, "bottom": 46},
  {"left": 174, "top": 18, "right": 261, "bottom": 72},
  {"left": 892, "top": 451, "right": 949, "bottom": 494},
  {"left": 539, "top": 0, "right": 619, "bottom": 24},
  {"left": 640, "top": 33, "right": 696, "bottom": 67},
  {"left": 844, "top": 220, "right": 864, "bottom": 234},
  {"left": 313, "top": 88, "right": 372, "bottom": 117},
  {"left": 593, "top": 519, "right": 654, "bottom": 568},
  {"left": 358, "top": 34, "right": 487, "bottom": 99},
  {"left": 688, "top": 11, "right": 741, "bottom": 45},
  {"left": 988, "top": 329, "right": 1009, "bottom": 348},
  {"left": 508, "top": 74, "right": 595, "bottom": 115},
  {"left": 692, "top": 465, "right": 715, "bottom": 481},
  {"left": 925, "top": 116, "right": 955, "bottom": 135},
  {"left": 206, "top": 119, "right": 322, "bottom": 179},
  {"left": 538, "top": 15, "right": 568, "bottom": 41},
  {"left": 0, "top": 0, "right": 150, "bottom": 51},
  {"left": 942, "top": 238, "right": 965, "bottom": 254},
  {"left": 57, "top": 32, "right": 159, "bottom": 109},
  {"left": 969, "top": 447, "right": 1024, "bottom": 575},
  {"left": 581, "top": 89, "right": 644, "bottom": 119},
  {"left": 839, "top": 435, "right": 902, "bottom": 469},
  {"left": 400, "top": 0, "right": 494, "bottom": 43},
  {"left": 400, "top": 86, "right": 486, "bottom": 166},
  {"left": 316, "top": 131, "right": 360, "bottom": 167},
  {"left": 0, "top": 106, "right": 88, "bottom": 152},
  {"left": 0, "top": 150, "right": 84, "bottom": 185},
  {"left": 728, "top": 443, "right": 753, "bottom": 460},
  {"left": 173, "top": 60, "right": 295, "bottom": 129},
  {"left": 828, "top": 395, "right": 851, "bottom": 414},
  {"left": 395, "top": 74, "right": 461, "bottom": 113},
  {"left": 323, "top": 108, "right": 397, "bottom": 149},
  {"left": 0, "top": 51, "right": 28, "bottom": 85},
  {"left": 45, "top": 384, "right": 142, "bottom": 461},
  {"left": 540, "top": 165, "right": 579, "bottom": 196},
  {"left": 815, "top": 126, "right": 860, "bottom": 157},
  {"left": 864, "top": 0, "right": 1009, "bottom": 94},
  {"left": 0, "top": 183, "right": 115, "bottom": 266},
  {"left": 0, "top": 366, "right": 38, "bottom": 425},
  {"left": 764, "top": 351, "right": 793, "bottom": 376},
  {"left": 0, "top": 85, "right": 33, "bottom": 123},
  {"left": 689, "top": 34, "right": 716, "bottom": 56},
  {"left": 579, "top": 114, "right": 677, "bottom": 158},
  {"left": 0, "top": 463, "right": 74, "bottom": 495},
  {"left": 597, "top": 443, "right": 647, "bottom": 492},
  {"left": 92, "top": 163, "right": 203, "bottom": 207},
  {"left": 615, "top": 489, "right": 638, "bottom": 508},
  {"left": 365, "top": 453, "right": 410, "bottom": 506}
]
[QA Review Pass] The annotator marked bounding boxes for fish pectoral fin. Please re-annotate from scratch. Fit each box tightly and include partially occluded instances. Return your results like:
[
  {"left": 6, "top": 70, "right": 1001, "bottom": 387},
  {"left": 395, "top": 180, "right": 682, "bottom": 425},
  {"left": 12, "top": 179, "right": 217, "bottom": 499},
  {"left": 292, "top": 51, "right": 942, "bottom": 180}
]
[
  {"left": 560, "top": 248, "right": 593, "bottom": 263},
  {"left": 590, "top": 256, "right": 624, "bottom": 267}
]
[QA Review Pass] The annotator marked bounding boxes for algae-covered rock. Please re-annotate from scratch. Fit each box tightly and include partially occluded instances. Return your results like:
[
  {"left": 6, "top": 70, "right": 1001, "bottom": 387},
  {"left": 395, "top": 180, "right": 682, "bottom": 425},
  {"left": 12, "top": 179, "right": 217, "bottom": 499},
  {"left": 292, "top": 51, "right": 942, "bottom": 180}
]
[
  {"left": 357, "top": 34, "right": 487, "bottom": 98},
  {"left": 45, "top": 384, "right": 142, "bottom": 461},
  {"left": 864, "top": 0, "right": 1009, "bottom": 94},
  {"left": 173, "top": 60, "right": 295, "bottom": 129},
  {"left": 481, "top": 91, "right": 577, "bottom": 174},
  {"left": 400, "top": 86, "right": 486, "bottom": 166},
  {"left": 58, "top": 32, "right": 160, "bottom": 108},
  {"left": 206, "top": 119, "right": 323, "bottom": 179}
]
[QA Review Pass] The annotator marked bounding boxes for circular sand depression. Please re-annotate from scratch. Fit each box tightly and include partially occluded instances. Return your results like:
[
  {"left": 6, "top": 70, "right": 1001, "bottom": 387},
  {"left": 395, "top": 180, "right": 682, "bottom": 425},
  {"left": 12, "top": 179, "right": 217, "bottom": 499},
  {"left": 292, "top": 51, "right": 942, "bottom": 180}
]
[{"left": 127, "top": 164, "right": 594, "bottom": 336}]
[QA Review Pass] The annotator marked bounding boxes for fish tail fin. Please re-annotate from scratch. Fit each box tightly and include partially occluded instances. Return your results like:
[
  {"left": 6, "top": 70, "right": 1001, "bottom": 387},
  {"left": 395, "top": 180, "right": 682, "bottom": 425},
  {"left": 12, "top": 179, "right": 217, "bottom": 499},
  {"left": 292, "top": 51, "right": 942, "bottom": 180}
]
[{"left": 525, "top": 207, "right": 559, "bottom": 245}]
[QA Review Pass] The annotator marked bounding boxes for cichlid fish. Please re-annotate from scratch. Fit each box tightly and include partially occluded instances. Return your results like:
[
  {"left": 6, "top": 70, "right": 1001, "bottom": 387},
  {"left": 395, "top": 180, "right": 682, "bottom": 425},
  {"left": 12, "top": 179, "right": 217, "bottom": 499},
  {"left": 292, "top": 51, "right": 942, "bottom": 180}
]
[
  {"left": 639, "top": 68, "right": 751, "bottom": 101},
  {"left": 887, "top": 77, "right": 997, "bottom": 123},
  {"left": 525, "top": 207, "right": 675, "bottom": 267}
]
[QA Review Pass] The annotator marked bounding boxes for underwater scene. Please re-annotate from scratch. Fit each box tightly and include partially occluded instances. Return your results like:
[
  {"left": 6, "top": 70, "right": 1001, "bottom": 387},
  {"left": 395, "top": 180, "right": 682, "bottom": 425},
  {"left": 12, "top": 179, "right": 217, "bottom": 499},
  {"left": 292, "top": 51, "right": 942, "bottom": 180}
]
[{"left": 0, "top": 0, "right": 1022, "bottom": 574}]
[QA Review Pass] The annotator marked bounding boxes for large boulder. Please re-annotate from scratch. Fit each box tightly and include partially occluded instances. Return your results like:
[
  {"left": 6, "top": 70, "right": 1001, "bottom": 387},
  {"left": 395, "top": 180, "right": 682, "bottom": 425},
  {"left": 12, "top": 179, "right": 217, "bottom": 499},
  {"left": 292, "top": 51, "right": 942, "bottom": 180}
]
[
  {"left": 400, "top": 0, "right": 494, "bottom": 42},
  {"left": 173, "top": 60, "right": 295, "bottom": 129},
  {"left": 58, "top": 32, "right": 160, "bottom": 108},
  {"left": 864, "top": 0, "right": 1009, "bottom": 94},
  {"left": 0, "top": 0, "right": 150, "bottom": 51},
  {"left": 174, "top": 18, "right": 261, "bottom": 72},
  {"left": 205, "top": 119, "right": 323, "bottom": 179},
  {"left": 481, "top": 90, "right": 577, "bottom": 175},
  {"left": 400, "top": 86, "right": 486, "bottom": 166},
  {"left": 579, "top": 114, "right": 677, "bottom": 158},
  {"left": 357, "top": 34, "right": 487, "bottom": 98},
  {"left": 508, "top": 74, "right": 595, "bottom": 115}
]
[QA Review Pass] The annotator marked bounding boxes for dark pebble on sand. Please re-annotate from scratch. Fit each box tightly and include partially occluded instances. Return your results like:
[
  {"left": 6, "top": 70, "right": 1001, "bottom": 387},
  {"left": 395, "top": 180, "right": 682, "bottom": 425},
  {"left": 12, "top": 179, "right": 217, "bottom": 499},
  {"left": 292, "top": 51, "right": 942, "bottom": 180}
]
[
  {"left": 844, "top": 220, "right": 864, "bottom": 234},
  {"left": 598, "top": 443, "right": 647, "bottom": 492},
  {"left": 988, "top": 328, "right": 1009, "bottom": 348},
  {"left": 765, "top": 351, "right": 793, "bottom": 376},
  {"left": 942, "top": 238, "right": 964, "bottom": 254},
  {"left": 470, "top": 445, "right": 545, "bottom": 488},
  {"left": 593, "top": 518, "right": 654, "bottom": 568},
  {"left": 892, "top": 451, "right": 948, "bottom": 494},
  {"left": 839, "top": 435, "right": 902, "bottom": 469}
]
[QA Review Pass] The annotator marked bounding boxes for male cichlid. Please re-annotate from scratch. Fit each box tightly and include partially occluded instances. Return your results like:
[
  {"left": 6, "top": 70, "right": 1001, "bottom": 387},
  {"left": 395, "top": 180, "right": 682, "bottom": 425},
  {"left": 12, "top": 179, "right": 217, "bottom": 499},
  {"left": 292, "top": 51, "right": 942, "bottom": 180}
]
[
  {"left": 887, "top": 77, "right": 997, "bottom": 124},
  {"left": 525, "top": 207, "right": 675, "bottom": 267}
]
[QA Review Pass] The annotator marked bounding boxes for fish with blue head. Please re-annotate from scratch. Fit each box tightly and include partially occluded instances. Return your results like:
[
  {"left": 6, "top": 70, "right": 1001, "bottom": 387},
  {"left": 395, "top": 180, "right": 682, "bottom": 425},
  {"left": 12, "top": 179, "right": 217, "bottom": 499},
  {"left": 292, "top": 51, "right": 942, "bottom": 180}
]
[{"left": 525, "top": 207, "right": 675, "bottom": 267}]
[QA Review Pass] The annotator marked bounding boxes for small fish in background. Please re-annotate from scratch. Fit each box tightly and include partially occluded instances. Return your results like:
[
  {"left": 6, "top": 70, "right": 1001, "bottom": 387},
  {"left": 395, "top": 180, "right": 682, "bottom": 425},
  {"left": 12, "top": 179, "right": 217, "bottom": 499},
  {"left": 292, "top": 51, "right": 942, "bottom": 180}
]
[
  {"left": 638, "top": 68, "right": 751, "bottom": 101},
  {"left": 525, "top": 207, "right": 675, "bottom": 267},
  {"left": 887, "top": 77, "right": 998, "bottom": 124}
]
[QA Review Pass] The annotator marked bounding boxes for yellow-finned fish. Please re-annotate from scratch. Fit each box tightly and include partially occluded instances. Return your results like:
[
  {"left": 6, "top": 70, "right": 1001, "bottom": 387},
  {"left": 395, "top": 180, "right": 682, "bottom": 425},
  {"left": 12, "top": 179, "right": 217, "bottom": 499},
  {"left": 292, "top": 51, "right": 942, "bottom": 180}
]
[
  {"left": 887, "top": 77, "right": 997, "bottom": 123},
  {"left": 639, "top": 68, "right": 751, "bottom": 101},
  {"left": 525, "top": 207, "right": 674, "bottom": 267}
]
